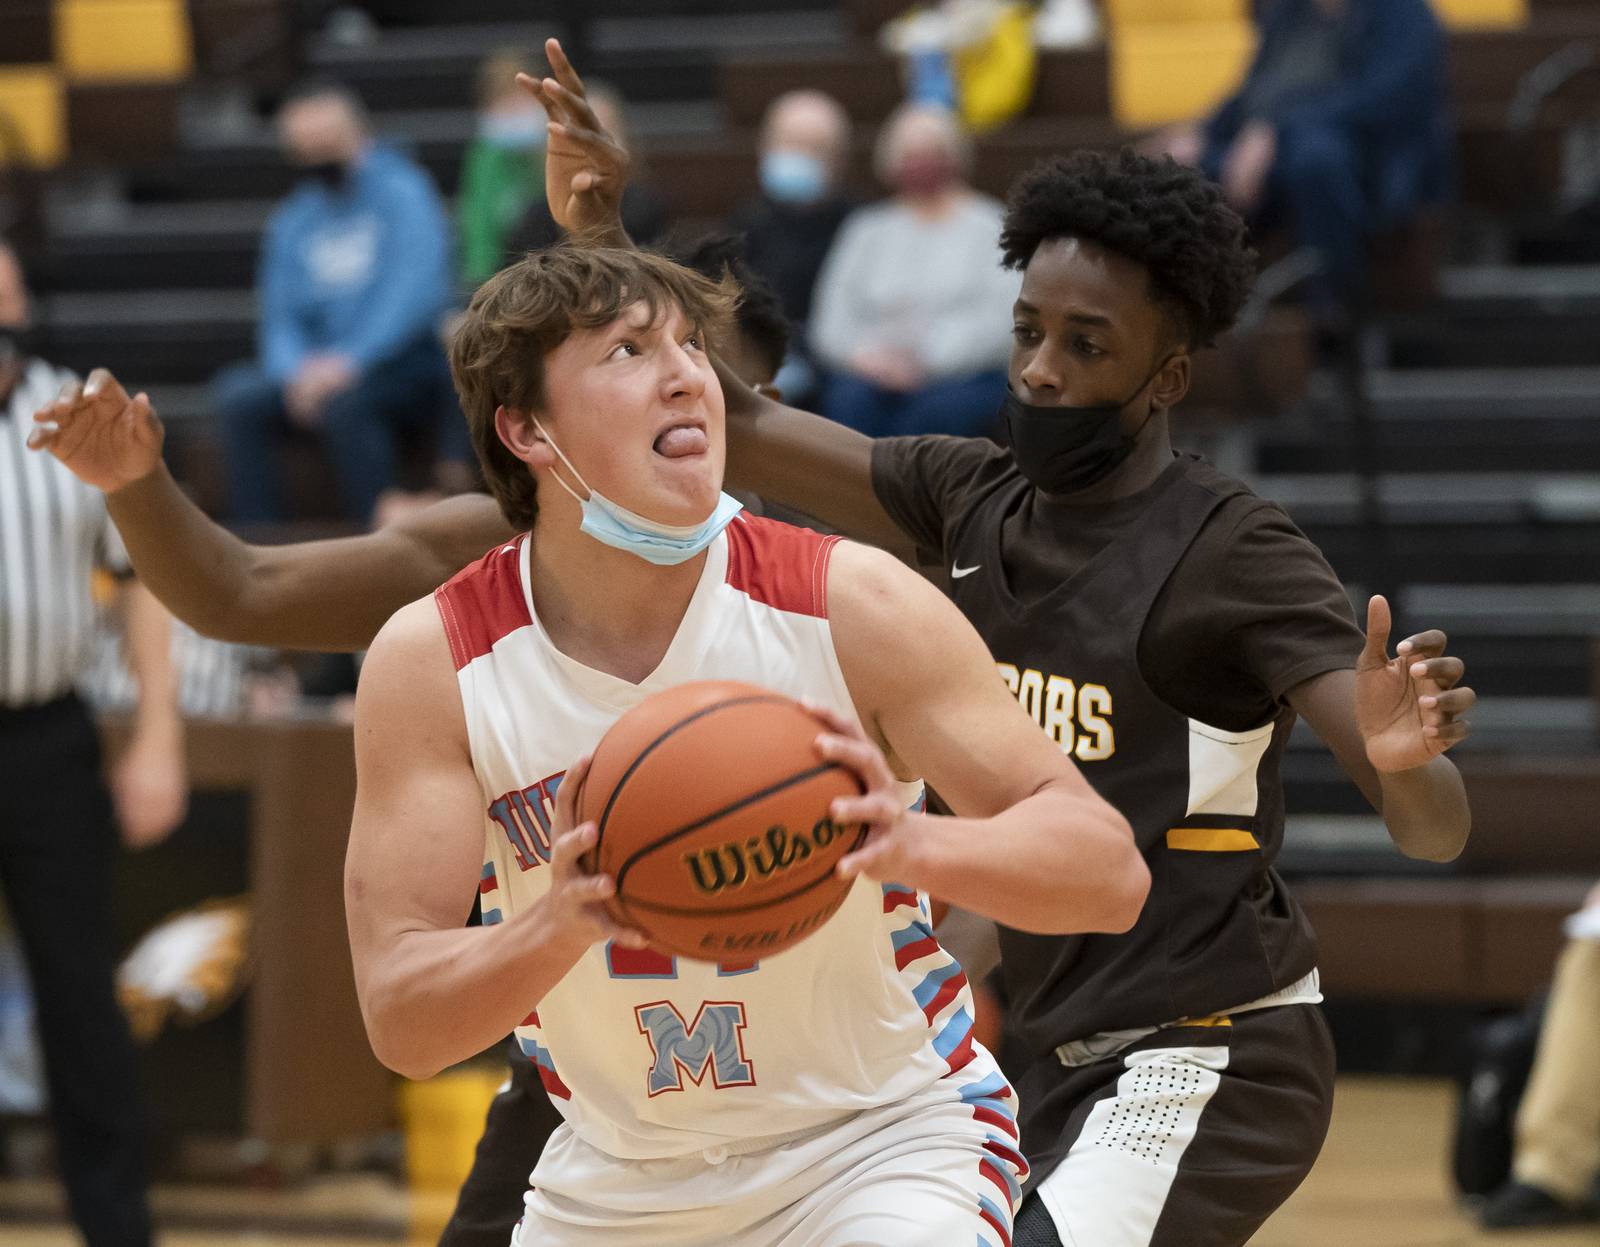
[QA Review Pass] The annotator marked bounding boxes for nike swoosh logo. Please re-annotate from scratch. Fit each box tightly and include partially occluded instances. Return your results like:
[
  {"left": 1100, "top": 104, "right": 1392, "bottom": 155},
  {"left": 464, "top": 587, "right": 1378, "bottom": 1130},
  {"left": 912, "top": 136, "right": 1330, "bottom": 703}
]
[{"left": 951, "top": 564, "right": 982, "bottom": 579}]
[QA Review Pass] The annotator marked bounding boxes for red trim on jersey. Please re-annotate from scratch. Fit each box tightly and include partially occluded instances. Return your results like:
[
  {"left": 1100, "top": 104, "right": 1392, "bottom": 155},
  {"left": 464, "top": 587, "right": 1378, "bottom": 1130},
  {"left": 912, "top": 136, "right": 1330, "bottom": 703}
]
[
  {"left": 881, "top": 888, "right": 919, "bottom": 914},
  {"left": 893, "top": 936, "right": 939, "bottom": 970},
  {"left": 724, "top": 513, "right": 840, "bottom": 619},
  {"left": 973, "top": 1105, "right": 1019, "bottom": 1140},
  {"left": 944, "top": 1029, "right": 978, "bottom": 1075},
  {"left": 978, "top": 1157, "right": 1013, "bottom": 1202},
  {"left": 522, "top": 1011, "right": 539, "bottom": 1027},
  {"left": 984, "top": 1137, "right": 1030, "bottom": 1179},
  {"left": 978, "top": 1200, "right": 1013, "bottom": 1247},
  {"left": 609, "top": 945, "right": 676, "bottom": 977},
  {"left": 536, "top": 1065, "right": 573, "bottom": 1101},
  {"left": 922, "top": 969, "right": 969, "bottom": 1024},
  {"left": 434, "top": 538, "right": 532, "bottom": 671}
]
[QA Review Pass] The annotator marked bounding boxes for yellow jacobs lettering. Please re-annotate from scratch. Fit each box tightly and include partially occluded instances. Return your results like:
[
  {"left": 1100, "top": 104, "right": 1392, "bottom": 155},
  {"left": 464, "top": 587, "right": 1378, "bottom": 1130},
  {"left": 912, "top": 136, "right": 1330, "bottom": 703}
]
[{"left": 994, "top": 664, "right": 1116, "bottom": 761}]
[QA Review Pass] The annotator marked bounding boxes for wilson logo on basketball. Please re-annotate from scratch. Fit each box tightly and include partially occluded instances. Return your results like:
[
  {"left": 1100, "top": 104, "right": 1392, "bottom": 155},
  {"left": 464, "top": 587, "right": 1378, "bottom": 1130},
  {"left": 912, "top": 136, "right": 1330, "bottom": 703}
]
[{"left": 683, "top": 818, "right": 851, "bottom": 896}]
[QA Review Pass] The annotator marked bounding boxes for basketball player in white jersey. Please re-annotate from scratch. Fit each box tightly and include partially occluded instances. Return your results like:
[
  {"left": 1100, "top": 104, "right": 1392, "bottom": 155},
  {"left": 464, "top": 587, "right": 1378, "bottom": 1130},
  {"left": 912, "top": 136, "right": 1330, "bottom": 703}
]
[{"left": 346, "top": 243, "right": 1147, "bottom": 1246}]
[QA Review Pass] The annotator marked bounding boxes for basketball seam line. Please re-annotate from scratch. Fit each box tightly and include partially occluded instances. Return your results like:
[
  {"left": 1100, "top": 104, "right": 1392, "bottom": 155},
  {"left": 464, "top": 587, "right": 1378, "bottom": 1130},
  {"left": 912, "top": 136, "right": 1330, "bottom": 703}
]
[
  {"left": 593, "top": 694, "right": 793, "bottom": 858},
  {"left": 612, "top": 760, "right": 857, "bottom": 894}
]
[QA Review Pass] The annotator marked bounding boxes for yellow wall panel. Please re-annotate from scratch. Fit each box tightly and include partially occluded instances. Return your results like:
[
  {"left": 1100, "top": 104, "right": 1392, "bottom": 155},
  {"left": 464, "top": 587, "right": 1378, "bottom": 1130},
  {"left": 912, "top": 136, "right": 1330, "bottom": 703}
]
[
  {"left": 1105, "top": 0, "right": 1247, "bottom": 26},
  {"left": 0, "top": 65, "right": 66, "bottom": 167},
  {"left": 1431, "top": 0, "right": 1527, "bottom": 29},
  {"left": 57, "top": 0, "right": 194, "bottom": 83},
  {"left": 1112, "top": 21, "right": 1257, "bottom": 130}
]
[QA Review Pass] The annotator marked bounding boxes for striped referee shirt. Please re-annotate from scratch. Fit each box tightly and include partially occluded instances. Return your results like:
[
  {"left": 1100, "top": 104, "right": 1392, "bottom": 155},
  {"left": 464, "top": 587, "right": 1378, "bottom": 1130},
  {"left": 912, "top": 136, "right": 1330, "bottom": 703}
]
[{"left": 0, "top": 357, "right": 130, "bottom": 709}]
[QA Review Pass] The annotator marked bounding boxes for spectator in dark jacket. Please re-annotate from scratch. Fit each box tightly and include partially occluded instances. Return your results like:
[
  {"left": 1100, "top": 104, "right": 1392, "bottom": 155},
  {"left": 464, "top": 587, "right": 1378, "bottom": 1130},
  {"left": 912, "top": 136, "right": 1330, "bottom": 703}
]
[
  {"left": 729, "top": 90, "right": 857, "bottom": 407},
  {"left": 1163, "top": 0, "right": 1451, "bottom": 313}
]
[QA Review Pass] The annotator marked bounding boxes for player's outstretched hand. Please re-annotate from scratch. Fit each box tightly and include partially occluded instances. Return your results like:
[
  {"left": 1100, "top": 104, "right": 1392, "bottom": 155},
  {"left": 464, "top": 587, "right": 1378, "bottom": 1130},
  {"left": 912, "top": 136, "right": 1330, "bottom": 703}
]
[
  {"left": 544, "top": 753, "right": 651, "bottom": 954},
  {"left": 1356, "top": 595, "right": 1475, "bottom": 773},
  {"left": 518, "top": 37, "right": 630, "bottom": 240},
  {"left": 805, "top": 699, "right": 925, "bottom": 885},
  {"left": 27, "top": 367, "right": 163, "bottom": 494}
]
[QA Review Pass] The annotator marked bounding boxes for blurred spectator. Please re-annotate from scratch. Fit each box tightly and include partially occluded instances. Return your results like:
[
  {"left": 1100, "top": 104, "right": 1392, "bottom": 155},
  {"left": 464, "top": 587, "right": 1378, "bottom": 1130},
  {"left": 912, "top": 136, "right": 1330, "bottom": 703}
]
[
  {"left": 809, "top": 103, "right": 1014, "bottom": 438},
  {"left": 3, "top": 239, "right": 187, "bottom": 1247},
  {"left": 1159, "top": 0, "right": 1450, "bottom": 315},
  {"left": 213, "top": 81, "right": 463, "bottom": 525},
  {"left": 509, "top": 82, "right": 668, "bottom": 252},
  {"left": 1480, "top": 883, "right": 1600, "bottom": 1230},
  {"left": 728, "top": 90, "right": 856, "bottom": 408},
  {"left": 459, "top": 52, "right": 547, "bottom": 287}
]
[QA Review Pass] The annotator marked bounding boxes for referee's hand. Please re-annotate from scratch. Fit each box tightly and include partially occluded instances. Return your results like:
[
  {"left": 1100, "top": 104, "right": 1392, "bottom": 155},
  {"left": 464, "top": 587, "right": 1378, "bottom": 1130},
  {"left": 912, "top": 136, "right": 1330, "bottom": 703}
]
[{"left": 27, "top": 367, "right": 164, "bottom": 495}]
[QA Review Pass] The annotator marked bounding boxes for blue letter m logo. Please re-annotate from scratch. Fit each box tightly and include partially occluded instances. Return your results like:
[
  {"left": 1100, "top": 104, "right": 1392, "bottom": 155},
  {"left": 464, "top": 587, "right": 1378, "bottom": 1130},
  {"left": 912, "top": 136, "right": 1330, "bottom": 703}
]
[{"left": 633, "top": 1001, "right": 755, "bottom": 1097}]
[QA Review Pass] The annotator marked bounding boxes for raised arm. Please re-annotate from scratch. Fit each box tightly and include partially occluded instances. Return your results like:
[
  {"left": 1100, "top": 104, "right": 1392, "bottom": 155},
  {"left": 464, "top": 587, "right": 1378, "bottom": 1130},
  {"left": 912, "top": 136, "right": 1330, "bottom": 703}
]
[
  {"left": 347, "top": 598, "right": 642, "bottom": 1080},
  {"left": 524, "top": 37, "right": 914, "bottom": 555},
  {"left": 822, "top": 540, "right": 1148, "bottom": 934},
  {"left": 30, "top": 370, "right": 514, "bottom": 651}
]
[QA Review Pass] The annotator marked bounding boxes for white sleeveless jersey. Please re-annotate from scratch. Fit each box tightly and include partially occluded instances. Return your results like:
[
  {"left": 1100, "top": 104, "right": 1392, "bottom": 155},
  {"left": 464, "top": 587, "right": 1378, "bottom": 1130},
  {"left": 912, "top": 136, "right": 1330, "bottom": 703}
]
[{"left": 435, "top": 514, "right": 992, "bottom": 1161}]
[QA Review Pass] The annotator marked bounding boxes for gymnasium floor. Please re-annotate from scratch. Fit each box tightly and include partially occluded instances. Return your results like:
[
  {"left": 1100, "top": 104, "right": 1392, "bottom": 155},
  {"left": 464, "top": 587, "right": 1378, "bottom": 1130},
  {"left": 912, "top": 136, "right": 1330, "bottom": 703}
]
[{"left": 0, "top": 1079, "right": 1591, "bottom": 1246}]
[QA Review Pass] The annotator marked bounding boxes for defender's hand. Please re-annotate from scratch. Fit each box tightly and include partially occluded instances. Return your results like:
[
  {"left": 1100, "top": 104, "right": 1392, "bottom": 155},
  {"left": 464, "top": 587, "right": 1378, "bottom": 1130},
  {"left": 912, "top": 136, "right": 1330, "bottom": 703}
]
[
  {"left": 519, "top": 37, "right": 630, "bottom": 238},
  {"left": 28, "top": 368, "right": 163, "bottom": 493},
  {"left": 1356, "top": 595, "right": 1475, "bottom": 774}
]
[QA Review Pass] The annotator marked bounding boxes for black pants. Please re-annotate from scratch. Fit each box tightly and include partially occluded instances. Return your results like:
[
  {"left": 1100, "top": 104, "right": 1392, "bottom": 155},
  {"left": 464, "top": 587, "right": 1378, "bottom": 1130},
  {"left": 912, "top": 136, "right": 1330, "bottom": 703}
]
[
  {"left": 439, "top": 1045, "right": 565, "bottom": 1247},
  {"left": 1012, "top": 1004, "right": 1336, "bottom": 1247},
  {"left": 0, "top": 697, "right": 151, "bottom": 1247}
]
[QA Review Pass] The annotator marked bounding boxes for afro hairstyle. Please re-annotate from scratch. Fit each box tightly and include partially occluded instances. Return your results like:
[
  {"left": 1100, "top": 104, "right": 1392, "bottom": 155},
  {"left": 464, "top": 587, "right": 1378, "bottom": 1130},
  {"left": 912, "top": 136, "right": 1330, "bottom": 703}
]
[{"left": 999, "top": 148, "right": 1257, "bottom": 349}]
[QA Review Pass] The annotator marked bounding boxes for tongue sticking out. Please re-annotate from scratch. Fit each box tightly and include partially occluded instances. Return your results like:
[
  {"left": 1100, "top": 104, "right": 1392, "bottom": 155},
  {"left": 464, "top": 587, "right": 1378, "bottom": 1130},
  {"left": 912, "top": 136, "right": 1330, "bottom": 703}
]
[{"left": 654, "top": 425, "right": 708, "bottom": 458}]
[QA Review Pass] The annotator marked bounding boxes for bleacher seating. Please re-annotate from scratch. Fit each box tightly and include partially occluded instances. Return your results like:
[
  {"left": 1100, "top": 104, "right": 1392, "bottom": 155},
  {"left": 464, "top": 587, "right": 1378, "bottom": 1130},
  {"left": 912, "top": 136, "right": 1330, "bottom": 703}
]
[{"left": 2, "top": 0, "right": 1597, "bottom": 1016}]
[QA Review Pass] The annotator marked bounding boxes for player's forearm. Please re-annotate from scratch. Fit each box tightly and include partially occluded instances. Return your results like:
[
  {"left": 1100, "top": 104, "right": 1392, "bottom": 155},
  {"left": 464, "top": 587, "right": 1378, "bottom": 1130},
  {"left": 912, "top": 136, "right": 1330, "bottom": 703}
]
[
  {"left": 358, "top": 905, "right": 587, "bottom": 1081},
  {"left": 107, "top": 465, "right": 270, "bottom": 644},
  {"left": 1376, "top": 756, "right": 1470, "bottom": 862},
  {"left": 910, "top": 788, "right": 1147, "bottom": 934},
  {"left": 721, "top": 385, "right": 913, "bottom": 558}
]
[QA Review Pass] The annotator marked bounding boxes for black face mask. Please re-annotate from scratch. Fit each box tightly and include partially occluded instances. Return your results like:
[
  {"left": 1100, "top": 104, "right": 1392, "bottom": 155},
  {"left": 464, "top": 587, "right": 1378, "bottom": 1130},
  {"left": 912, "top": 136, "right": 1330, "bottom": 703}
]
[
  {"left": 301, "top": 160, "right": 349, "bottom": 191},
  {"left": 1001, "top": 360, "right": 1171, "bottom": 496}
]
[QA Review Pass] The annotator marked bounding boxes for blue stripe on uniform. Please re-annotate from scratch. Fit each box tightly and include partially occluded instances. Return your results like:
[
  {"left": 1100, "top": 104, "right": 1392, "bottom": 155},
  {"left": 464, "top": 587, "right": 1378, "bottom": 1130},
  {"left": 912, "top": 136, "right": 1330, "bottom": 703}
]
[{"left": 933, "top": 1007, "right": 974, "bottom": 1060}]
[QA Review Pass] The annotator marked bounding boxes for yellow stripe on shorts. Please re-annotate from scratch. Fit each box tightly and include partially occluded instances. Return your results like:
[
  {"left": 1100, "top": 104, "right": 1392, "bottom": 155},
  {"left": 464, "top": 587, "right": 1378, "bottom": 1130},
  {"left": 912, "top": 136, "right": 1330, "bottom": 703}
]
[{"left": 1165, "top": 827, "right": 1260, "bottom": 852}]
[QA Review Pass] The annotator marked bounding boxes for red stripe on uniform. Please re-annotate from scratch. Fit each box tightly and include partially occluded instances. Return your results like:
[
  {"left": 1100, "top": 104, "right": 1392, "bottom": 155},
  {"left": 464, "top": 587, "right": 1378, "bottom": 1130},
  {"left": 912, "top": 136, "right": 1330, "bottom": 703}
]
[
  {"left": 522, "top": 1011, "right": 539, "bottom": 1027},
  {"left": 881, "top": 889, "right": 919, "bottom": 914},
  {"left": 921, "top": 969, "right": 968, "bottom": 1023},
  {"left": 978, "top": 1157, "right": 1013, "bottom": 1202},
  {"left": 894, "top": 936, "right": 939, "bottom": 969},
  {"left": 973, "top": 1105, "right": 1019, "bottom": 1140},
  {"left": 609, "top": 946, "right": 676, "bottom": 976},
  {"left": 536, "top": 1064, "right": 572, "bottom": 1101},
  {"left": 479, "top": 875, "right": 498, "bottom": 894},
  {"left": 434, "top": 539, "right": 533, "bottom": 671},
  {"left": 724, "top": 514, "right": 839, "bottom": 619},
  {"left": 978, "top": 1201, "right": 1012, "bottom": 1247},
  {"left": 985, "top": 1137, "right": 1030, "bottom": 1178},
  {"left": 944, "top": 1029, "right": 977, "bottom": 1074}
]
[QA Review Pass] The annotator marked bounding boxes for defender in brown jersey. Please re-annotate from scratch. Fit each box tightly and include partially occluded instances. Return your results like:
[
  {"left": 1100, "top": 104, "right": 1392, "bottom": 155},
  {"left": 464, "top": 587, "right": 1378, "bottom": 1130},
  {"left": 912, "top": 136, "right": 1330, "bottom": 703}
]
[{"left": 721, "top": 149, "right": 1475, "bottom": 1247}]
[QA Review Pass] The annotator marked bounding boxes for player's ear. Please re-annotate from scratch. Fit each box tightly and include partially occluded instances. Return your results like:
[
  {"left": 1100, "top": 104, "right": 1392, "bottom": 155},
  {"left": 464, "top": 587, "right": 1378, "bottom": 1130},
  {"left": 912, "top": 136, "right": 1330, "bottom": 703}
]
[
  {"left": 495, "top": 405, "right": 555, "bottom": 469},
  {"left": 1151, "top": 351, "right": 1190, "bottom": 412}
]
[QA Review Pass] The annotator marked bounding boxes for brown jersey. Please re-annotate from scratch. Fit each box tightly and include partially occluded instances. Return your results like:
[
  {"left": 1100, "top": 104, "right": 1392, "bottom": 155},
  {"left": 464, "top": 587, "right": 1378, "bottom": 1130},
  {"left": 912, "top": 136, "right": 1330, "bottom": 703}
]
[{"left": 871, "top": 440, "right": 1363, "bottom": 1054}]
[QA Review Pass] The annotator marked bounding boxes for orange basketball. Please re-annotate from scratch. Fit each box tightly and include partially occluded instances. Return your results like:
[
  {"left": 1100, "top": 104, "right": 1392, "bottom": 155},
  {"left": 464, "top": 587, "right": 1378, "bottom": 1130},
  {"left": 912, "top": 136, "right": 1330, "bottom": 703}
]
[{"left": 578, "top": 680, "right": 866, "bottom": 962}]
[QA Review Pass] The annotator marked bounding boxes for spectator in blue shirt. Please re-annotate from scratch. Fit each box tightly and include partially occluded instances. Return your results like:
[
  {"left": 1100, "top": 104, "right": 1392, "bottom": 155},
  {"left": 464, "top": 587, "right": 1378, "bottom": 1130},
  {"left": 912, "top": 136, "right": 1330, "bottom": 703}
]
[
  {"left": 213, "top": 82, "right": 463, "bottom": 524},
  {"left": 1162, "top": 0, "right": 1451, "bottom": 315}
]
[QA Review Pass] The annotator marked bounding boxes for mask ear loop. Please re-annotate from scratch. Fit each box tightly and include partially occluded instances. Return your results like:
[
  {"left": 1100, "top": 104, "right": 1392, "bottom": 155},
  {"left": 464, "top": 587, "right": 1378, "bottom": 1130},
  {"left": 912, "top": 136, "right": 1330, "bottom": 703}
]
[{"left": 530, "top": 416, "right": 591, "bottom": 506}]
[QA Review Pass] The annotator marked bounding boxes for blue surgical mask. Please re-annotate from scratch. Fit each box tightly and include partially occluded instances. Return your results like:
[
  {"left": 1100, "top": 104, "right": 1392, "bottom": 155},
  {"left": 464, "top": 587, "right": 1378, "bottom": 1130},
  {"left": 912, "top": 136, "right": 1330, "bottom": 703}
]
[
  {"left": 760, "top": 150, "right": 827, "bottom": 205},
  {"left": 480, "top": 110, "right": 546, "bottom": 151},
  {"left": 533, "top": 418, "right": 743, "bottom": 566}
]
